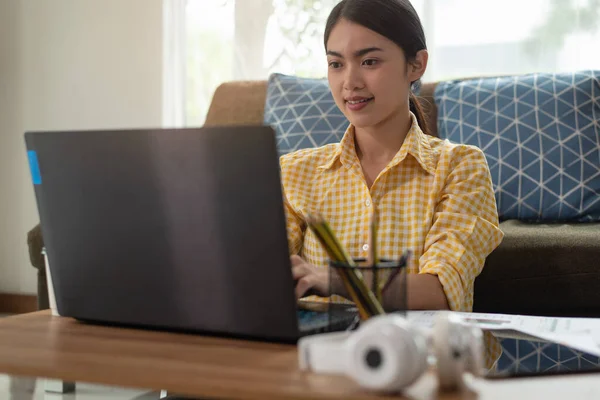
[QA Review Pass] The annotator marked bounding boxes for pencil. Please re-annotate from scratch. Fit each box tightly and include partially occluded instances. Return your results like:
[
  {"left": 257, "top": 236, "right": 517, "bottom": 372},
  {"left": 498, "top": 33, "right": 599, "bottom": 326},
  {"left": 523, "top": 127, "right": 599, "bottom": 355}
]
[
  {"left": 306, "top": 215, "right": 369, "bottom": 319},
  {"left": 306, "top": 213, "right": 385, "bottom": 319},
  {"left": 306, "top": 214, "right": 370, "bottom": 319}
]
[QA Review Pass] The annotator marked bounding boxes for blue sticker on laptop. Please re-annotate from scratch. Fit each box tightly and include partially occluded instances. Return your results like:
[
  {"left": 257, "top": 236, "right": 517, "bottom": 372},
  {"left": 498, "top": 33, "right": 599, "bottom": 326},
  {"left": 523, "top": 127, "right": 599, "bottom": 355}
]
[{"left": 27, "top": 150, "right": 42, "bottom": 185}]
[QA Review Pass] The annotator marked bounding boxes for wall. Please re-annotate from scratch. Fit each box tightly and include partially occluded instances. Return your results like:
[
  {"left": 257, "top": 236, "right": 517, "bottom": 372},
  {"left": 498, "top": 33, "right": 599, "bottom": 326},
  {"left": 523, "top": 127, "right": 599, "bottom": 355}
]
[
  {"left": 0, "top": 0, "right": 164, "bottom": 294},
  {"left": 0, "top": 0, "right": 26, "bottom": 294}
]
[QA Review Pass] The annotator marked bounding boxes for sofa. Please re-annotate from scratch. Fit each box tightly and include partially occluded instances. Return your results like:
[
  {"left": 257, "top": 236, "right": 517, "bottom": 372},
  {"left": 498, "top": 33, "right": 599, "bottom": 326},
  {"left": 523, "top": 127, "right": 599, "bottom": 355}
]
[{"left": 27, "top": 75, "right": 600, "bottom": 371}]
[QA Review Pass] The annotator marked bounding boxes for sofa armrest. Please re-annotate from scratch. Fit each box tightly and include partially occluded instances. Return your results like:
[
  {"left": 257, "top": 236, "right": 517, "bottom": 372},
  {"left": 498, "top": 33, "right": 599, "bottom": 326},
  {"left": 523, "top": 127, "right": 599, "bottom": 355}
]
[
  {"left": 204, "top": 80, "right": 267, "bottom": 126},
  {"left": 27, "top": 223, "right": 45, "bottom": 271},
  {"left": 27, "top": 223, "right": 50, "bottom": 310}
]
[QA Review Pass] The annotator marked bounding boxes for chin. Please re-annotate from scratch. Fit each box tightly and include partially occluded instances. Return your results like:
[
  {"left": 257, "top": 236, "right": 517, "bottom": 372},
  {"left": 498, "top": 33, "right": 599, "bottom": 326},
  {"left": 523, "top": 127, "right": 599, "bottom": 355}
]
[{"left": 345, "top": 115, "right": 382, "bottom": 130}]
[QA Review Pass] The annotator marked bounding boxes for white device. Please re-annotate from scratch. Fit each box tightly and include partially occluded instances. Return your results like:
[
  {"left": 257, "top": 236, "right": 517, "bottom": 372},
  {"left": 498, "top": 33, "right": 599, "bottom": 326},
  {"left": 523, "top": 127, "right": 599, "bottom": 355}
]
[{"left": 298, "top": 311, "right": 484, "bottom": 393}]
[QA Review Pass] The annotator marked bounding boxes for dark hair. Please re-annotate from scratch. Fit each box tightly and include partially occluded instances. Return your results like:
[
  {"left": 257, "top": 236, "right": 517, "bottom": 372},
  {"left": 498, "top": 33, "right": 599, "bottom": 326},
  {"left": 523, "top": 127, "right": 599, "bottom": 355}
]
[{"left": 324, "top": 0, "right": 430, "bottom": 135}]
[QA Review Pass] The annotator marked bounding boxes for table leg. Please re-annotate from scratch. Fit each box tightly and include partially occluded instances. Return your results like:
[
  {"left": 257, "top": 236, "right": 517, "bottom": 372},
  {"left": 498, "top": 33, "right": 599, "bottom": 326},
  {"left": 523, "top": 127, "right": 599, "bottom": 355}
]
[
  {"left": 44, "top": 379, "right": 75, "bottom": 394},
  {"left": 8, "top": 376, "right": 36, "bottom": 400}
]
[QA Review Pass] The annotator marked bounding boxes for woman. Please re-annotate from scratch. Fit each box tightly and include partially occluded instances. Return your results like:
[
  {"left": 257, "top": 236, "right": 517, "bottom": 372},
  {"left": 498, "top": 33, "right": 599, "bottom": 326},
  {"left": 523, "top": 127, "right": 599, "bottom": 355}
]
[{"left": 280, "top": 0, "right": 504, "bottom": 366}]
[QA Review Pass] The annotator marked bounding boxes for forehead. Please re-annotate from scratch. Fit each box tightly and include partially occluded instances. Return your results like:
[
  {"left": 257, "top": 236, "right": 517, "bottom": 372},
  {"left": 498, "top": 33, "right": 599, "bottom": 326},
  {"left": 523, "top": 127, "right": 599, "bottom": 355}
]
[{"left": 326, "top": 18, "right": 393, "bottom": 53}]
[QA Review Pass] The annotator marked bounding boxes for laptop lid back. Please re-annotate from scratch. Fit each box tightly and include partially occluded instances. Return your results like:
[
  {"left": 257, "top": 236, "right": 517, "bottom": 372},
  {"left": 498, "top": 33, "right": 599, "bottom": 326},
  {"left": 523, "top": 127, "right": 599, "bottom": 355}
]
[{"left": 25, "top": 126, "right": 300, "bottom": 341}]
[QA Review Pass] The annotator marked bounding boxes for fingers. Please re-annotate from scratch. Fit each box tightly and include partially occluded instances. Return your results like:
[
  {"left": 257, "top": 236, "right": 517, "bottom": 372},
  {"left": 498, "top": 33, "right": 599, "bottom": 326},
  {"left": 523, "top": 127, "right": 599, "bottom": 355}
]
[
  {"left": 291, "top": 255, "right": 327, "bottom": 299},
  {"left": 295, "top": 276, "right": 316, "bottom": 299},
  {"left": 292, "top": 265, "right": 306, "bottom": 280},
  {"left": 290, "top": 255, "right": 305, "bottom": 266},
  {"left": 291, "top": 255, "right": 309, "bottom": 280}
]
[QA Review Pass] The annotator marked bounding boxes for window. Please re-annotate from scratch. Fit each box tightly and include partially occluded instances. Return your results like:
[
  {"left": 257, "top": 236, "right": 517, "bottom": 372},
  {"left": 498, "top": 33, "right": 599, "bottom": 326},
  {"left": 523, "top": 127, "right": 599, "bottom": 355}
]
[{"left": 169, "top": 0, "right": 600, "bottom": 126}]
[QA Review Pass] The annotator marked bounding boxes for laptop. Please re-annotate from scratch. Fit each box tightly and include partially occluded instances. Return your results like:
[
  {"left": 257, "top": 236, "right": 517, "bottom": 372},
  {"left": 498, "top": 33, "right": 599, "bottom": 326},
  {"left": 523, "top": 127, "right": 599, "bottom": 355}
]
[{"left": 25, "top": 126, "right": 355, "bottom": 342}]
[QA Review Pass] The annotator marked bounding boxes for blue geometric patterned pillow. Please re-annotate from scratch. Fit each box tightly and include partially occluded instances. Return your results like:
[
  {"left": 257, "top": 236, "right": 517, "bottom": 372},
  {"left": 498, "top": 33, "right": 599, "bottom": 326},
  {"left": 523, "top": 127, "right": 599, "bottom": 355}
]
[
  {"left": 497, "top": 338, "right": 600, "bottom": 374},
  {"left": 435, "top": 71, "right": 600, "bottom": 222},
  {"left": 263, "top": 73, "right": 349, "bottom": 156}
]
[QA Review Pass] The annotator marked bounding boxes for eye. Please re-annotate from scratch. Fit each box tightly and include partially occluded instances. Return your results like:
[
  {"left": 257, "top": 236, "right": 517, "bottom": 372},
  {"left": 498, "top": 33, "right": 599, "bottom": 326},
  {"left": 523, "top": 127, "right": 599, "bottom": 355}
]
[
  {"left": 328, "top": 61, "right": 342, "bottom": 69},
  {"left": 362, "top": 59, "right": 378, "bottom": 66}
]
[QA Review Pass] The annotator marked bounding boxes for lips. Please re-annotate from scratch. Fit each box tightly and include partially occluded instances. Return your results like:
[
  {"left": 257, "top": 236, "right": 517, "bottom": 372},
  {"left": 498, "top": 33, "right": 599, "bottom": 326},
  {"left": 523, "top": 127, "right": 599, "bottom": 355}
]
[
  {"left": 347, "top": 98, "right": 373, "bottom": 105},
  {"left": 345, "top": 96, "right": 374, "bottom": 111},
  {"left": 345, "top": 96, "right": 374, "bottom": 104}
]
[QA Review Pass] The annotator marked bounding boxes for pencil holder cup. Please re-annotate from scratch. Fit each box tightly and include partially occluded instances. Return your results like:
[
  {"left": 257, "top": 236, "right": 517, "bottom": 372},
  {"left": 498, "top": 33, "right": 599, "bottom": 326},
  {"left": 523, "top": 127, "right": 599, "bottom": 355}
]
[{"left": 327, "top": 256, "right": 409, "bottom": 325}]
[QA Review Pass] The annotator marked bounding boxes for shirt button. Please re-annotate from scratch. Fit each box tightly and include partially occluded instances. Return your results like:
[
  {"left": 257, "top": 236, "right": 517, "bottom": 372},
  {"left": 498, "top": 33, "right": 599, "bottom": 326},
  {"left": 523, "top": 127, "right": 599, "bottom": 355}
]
[
  {"left": 365, "top": 199, "right": 371, "bottom": 207},
  {"left": 362, "top": 244, "right": 369, "bottom": 252}
]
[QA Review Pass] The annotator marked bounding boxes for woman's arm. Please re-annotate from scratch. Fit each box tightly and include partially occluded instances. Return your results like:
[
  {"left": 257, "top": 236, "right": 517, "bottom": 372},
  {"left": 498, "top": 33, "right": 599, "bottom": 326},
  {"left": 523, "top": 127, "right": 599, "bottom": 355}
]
[
  {"left": 384, "top": 273, "right": 449, "bottom": 310},
  {"left": 280, "top": 154, "right": 306, "bottom": 256},
  {"left": 418, "top": 145, "right": 504, "bottom": 312},
  {"left": 283, "top": 193, "right": 305, "bottom": 256},
  {"left": 327, "top": 267, "right": 449, "bottom": 311}
]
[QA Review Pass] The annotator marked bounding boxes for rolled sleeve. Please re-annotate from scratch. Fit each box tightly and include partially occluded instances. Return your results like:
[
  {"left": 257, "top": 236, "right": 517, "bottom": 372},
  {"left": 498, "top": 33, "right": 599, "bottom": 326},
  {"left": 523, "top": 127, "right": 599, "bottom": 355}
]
[
  {"left": 283, "top": 193, "right": 305, "bottom": 256},
  {"left": 279, "top": 154, "right": 306, "bottom": 256},
  {"left": 419, "top": 145, "right": 504, "bottom": 312}
]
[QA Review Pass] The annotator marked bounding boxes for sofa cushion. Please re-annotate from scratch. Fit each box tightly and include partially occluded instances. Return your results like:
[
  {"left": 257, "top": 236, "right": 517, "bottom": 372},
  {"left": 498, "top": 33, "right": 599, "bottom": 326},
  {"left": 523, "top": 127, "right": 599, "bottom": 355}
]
[
  {"left": 434, "top": 71, "right": 600, "bottom": 222},
  {"left": 474, "top": 220, "right": 600, "bottom": 317},
  {"left": 497, "top": 338, "right": 600, "bottom": 374},
  {"left": 263, "top": 73, "right": 348, "bottom": 155}
]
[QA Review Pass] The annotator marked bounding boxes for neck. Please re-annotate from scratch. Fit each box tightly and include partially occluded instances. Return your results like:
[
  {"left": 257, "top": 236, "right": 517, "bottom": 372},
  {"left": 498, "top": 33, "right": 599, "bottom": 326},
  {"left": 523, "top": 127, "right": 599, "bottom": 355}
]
[{"left": 354, "top": 109, "right": 412, "bottom": 165}]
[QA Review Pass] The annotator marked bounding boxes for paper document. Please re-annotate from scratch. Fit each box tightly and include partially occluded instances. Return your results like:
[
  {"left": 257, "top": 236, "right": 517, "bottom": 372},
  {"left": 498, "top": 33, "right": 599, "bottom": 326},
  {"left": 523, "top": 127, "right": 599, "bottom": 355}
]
[{"left": 407, "top": 311, "right": 600, "bottom": 357}]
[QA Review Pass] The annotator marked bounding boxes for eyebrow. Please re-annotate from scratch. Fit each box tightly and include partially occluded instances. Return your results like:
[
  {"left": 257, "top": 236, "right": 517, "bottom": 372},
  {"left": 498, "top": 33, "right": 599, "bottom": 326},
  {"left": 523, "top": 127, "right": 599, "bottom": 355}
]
[{"left": 326, "top": 47, "right": 384, "bottom": 58}]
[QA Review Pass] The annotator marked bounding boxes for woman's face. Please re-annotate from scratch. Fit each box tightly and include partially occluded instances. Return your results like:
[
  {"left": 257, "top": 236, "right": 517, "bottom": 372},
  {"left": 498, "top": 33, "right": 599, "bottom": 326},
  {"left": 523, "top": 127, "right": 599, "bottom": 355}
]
[{"left": 326, "top": 18, "right": 421, "bottom": 130}]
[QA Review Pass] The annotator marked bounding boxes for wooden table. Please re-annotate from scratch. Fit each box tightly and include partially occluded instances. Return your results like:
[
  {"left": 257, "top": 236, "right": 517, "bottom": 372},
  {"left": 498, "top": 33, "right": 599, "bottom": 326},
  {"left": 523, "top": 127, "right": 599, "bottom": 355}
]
[{"left": 1, "top": 311, "right": 600, "bottom": 399}]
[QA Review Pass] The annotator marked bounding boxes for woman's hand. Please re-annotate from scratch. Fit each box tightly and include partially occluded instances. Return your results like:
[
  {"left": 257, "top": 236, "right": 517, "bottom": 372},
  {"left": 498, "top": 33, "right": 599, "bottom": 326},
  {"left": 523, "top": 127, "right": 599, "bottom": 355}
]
[{"left": 291, "top": 255, "right": 329, "bottom": 299}]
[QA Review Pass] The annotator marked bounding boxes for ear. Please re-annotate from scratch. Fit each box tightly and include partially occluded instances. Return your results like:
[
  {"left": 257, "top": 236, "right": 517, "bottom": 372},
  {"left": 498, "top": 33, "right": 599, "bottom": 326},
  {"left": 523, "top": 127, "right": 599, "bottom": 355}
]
[{"left": 407, "top": 49, "right": 428, "bottom": 82}]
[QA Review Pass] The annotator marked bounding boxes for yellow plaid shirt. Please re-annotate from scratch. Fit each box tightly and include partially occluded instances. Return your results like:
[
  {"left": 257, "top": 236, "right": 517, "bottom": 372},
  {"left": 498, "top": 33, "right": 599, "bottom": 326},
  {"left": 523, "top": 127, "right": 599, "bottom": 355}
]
[{"left": 280, "top": 112, "right": 504, "bottom": 367}]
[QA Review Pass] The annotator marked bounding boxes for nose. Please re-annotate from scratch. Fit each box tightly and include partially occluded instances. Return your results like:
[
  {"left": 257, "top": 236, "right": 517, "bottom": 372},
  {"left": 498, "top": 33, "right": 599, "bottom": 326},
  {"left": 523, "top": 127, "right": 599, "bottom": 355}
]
[{"left": 343, "top": 64, "right": 365, "bottom": 92}]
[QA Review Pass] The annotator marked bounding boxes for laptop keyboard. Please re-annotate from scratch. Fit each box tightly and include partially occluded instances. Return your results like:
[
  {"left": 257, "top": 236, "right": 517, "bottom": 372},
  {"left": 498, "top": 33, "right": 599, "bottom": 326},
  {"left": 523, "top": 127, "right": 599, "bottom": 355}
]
[
  {"left": 297, "top": 310, "right": 329, "bottom": 329},
  {"left": 297, "top": 309, "right": 357, "bottom": 333}
]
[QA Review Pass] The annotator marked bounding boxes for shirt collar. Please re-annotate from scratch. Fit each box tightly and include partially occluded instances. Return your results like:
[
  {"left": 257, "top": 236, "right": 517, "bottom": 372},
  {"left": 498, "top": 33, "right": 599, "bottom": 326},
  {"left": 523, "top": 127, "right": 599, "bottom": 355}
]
[{"left": 317, "top": 112, "right": 436, "bottom": 175}]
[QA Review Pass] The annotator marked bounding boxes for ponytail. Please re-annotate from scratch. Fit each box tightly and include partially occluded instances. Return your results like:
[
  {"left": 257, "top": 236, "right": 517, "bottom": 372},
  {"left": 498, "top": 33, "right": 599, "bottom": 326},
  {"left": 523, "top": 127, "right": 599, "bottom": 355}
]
[{"left": 409, "top": 88, "right": 430, "bottom": 136}]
